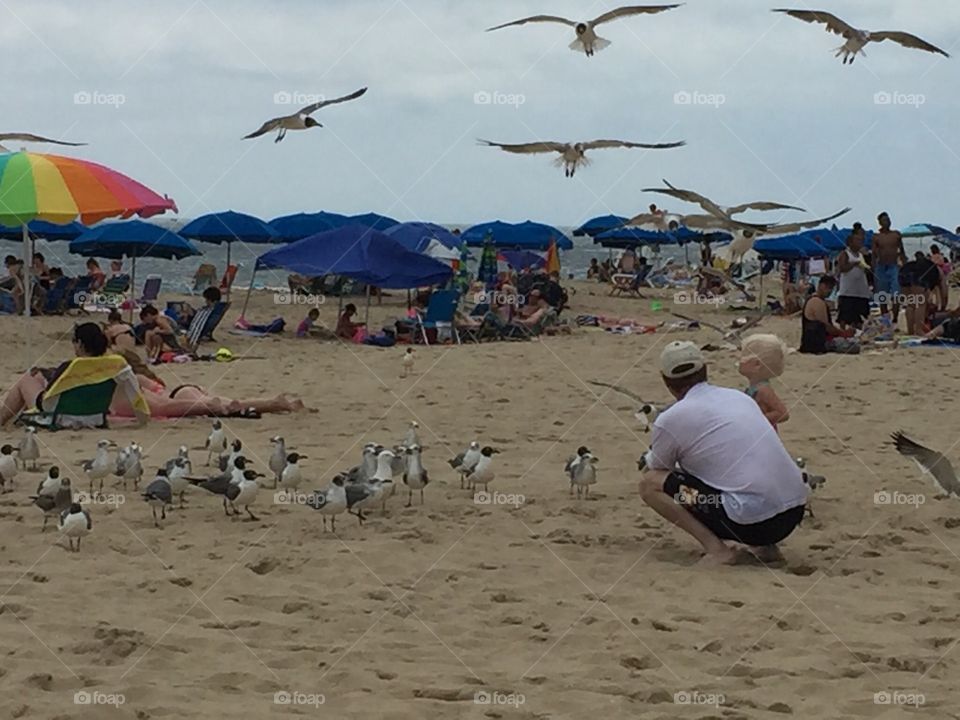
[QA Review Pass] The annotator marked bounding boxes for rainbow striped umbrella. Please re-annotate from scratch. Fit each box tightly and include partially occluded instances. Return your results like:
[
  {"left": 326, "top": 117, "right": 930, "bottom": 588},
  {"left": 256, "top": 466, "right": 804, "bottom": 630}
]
[{"left": 0, "top": 151, "right": 176, "bottom": 318}]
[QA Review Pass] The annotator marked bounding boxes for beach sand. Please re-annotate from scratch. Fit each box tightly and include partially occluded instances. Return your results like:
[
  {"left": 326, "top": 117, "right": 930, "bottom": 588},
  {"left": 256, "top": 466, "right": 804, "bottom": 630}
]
[{"left": 0, "top": 281, "right": 957, "bottom": 719}]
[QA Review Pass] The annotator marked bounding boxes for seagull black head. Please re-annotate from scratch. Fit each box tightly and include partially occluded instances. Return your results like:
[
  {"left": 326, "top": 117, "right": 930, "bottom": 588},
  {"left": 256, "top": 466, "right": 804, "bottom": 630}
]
[
  {"left": 332, "top": 474, "right": 346, "bottom": 487},
  {"left": 577, "top": 446, "right": 590, "bottom": 456},
  {"left": 68, "top": 502, "right": 82, "bottom": 513},
  {"left": 305, "top": 117, "right": 323, "bottom": 129},
  {"left": 1, "top": 445, "right": 13, "bottom": 455},
  {"left": 481, "top": 446, "right": 500, "bottom": 456},
  {"left": 233, "top": 456, "right": 247, "bottom": 470},
  {"left": 575, "top": 22, "right": 588, "bottom": 35},
  {"left": 287, "top": 453, "right": 305, "bottom": 463},
  {"left": 49, "top": 466, "right": 60, "bottom": 478}
]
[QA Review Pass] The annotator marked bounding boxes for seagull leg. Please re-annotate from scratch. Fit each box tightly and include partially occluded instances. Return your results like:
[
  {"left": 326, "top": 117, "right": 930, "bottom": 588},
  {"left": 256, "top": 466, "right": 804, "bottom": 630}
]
[
  {"left": 179, "top": 491, "right": 186, "bottom": 508},
  {"left": 222, "top": 497, "right": 230, "bottom": 516},
  {"left": 331, "top": 515, "right": 336, "bottom": 532},
  {"left": 420, "top": 489, "right": 424, "bottom": 505},
  {"left": 152, "top": 507, "right": 157, "bottom": 527},
  {"left": 41, "top": 515, "right": 48, "bottom": 532},
  {"left": 76, "top": 537, "right": 81, "bottom": 552},
  {"left": 245, "top": 506, "right": 259, "bottom": 521},
  {"left": 405, "top": 491, "right": 412, "bottom": 508}
]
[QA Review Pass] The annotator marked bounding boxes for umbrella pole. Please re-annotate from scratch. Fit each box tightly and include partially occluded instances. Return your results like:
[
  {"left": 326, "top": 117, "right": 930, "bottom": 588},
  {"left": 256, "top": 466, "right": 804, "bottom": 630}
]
[
  {"left": 364, "top": 285, "right": 371, "bottom": 327},
  {"left": 239, "top": 265, "right": 258, "bottom": 319},
  {"left": 22, "top": 224, "right": 31, "bottom": 364},
  {"left": 128, "top": 255, "right": 137, "bottom": 323},
  {"left": 225, "top": 242, "right": 232, "bottom": 302}
]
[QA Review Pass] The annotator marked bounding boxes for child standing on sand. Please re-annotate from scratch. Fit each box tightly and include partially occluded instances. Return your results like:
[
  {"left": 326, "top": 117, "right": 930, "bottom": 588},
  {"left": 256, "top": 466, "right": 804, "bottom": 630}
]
[
  {"left": 297, "top": 308, "right": 320, "bottom": 338},
  {"left": 739, "top": 333, "right": 790, "bottom": 431}
]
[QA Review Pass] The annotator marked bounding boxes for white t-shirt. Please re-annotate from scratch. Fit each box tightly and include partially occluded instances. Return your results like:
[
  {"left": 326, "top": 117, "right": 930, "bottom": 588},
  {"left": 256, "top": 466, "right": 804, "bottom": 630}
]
[{"left": 647, "top": 383, "right": 808, "bottom": 524}]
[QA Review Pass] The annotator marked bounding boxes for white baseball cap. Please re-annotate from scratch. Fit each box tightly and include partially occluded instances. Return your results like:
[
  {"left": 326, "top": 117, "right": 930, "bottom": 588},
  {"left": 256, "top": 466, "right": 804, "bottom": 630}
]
[{"left": 660, "top": 341, "right": 705, "bottom": 379}]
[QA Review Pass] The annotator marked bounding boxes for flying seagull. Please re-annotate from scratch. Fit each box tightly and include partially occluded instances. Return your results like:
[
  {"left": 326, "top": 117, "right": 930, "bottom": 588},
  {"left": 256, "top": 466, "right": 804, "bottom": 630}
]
[
  {"left": 0, "top": 133, "right": 86, "bottom": 153},
  {"left": 480, "top": 139, "right": 686, "bottom": 178},
  {"left": 641, "top": 181, "right": 806, "bottom": 225},
  {"left": 773, "top": 9, "right": 949, "bottom": 64},
  {"left": 891, "top": 431, "right": 960, "bottom": 498},
  {"left": 671, "top": 311, "right": 764, "bottom": 349},
  {"left": 243, "top": 87, "right": 368, "bottom": 142},
  {"left": 487, "top": 5, "right": 683, "bottom": 57}
]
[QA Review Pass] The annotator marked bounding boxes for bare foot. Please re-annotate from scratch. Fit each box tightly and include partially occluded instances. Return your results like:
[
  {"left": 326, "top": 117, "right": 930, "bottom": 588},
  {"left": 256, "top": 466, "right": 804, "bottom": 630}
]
[
  {"left": 698, "top": 545, "right": 742, "bottom": 566},
  {"left": 750, "top": 545, "right": 785, "bottom": 563}
]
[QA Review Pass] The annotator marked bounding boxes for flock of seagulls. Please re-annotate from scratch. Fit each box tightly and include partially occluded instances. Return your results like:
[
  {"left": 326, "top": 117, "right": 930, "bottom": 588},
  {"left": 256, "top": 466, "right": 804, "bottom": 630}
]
[{"left": 3, "top": 414, "right": 959, "bottom": 552}]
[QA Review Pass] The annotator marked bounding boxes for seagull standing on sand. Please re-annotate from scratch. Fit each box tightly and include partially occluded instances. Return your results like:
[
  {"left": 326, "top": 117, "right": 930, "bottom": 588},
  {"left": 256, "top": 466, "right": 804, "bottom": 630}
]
[
  {"left": 0, "top": 445, "right": 17, "bottom": 492},
  {"left": 30, "top": 470, "right": 71, "bottom": 531},
  {"left": 225, "top": 469, "right": 262, "bottom": 521},
  {"left": 401, "top": 421, "right": 420, "bottom": 449},
  {"left": 167, "top": 457, "right": 190, "bottom": 508},
  {"left": 187, "top": 456, "right": 247, "bottom": 516},
  {"left": 480, "top": 138, "right": 686, "bottom": 178},
  {"left": 205, "top": 420, "right": 227, "bottom": 466},
  {"left": 80, "top": 439, "right": 114, "bottom": 496},
  {"left": 449, "top": 441, "right": 482, "bottom": 489},
  {"left": 269, "top": 437, "right": 288, "bottom": 488},
  {"left": 243, "top": 87, "right": 368, "bottom": 142},
  {"left": 17, "top": 427, "right": 40, "bottom": 470},
  {"left": 773, "top": 9, "right": 949, "bottom": 65},
  {"left": 486, "top": 5, "right": 683, "bottom": 57},
  {"left": 401, "top": 349, "right": 416, "bottom": 378},
  {"left": 372, "top": 449, "right": 397, "bottom": 513},
  {"left": 347, "top": 443, "right": 379, "bottom": 484},
  {"left": 218, "top": 439, "right": 242, "bottom": 473},
  {"left": 142, "top": 470, "right": 173, "bottom": 528},
  {"left": 310, "top": 474, "right": 348, "bottom": 532},
  {"left": 0, "top": 132, "right": 86, "bottom": 153},
  {"left": 59, "top": 503, "right": 92, "bottom": 552},
  {"left": 891, "top": 431, "right": 960, "bottom": 498},
  {"left": 564, "top": 446, "right": 591, "bottom": 494},
  {"left": 467, "top": 447, "right": 500, "bottom": 493},
  {"left": 571, "top": 452, "right": 599, "bottom": 499},
  {"left": 164, "top": 445, "right": 192, "bottom": 476},
  {"left": 278, "top": 452, "right": 306, "bottom": 496},
  {"left": 402, "top": 445, "right": 430, "bottom": 506},
  {"left": 114, "top": 442, "right": 143, "bottom": 490}
]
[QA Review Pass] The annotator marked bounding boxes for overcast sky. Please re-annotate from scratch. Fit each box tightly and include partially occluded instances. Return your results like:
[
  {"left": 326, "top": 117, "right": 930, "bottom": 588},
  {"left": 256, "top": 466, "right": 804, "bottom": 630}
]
[{"left": 4, "top": 0, "right": 959, "bottom": 230}]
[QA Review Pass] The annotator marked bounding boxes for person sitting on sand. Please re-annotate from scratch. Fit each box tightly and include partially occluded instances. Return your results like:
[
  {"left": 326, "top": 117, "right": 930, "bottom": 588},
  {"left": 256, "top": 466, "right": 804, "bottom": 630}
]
[
  {"left": 799, "top": 276, "right": 858, "bottom": 354},
  {"left": 104, "top": 309, "right": 136, "bottom": 352},
  {"left": 2, "top": 258, "right": 24, "bottom": 313},
  {"left": 337, "top": 303, "right": 365, "bottom": 340},
  {"left": 638, "top": 342, "right": 808, "bottom": 565},
  {"left": 739, "top": 334, "right": 790, "bottom": 431},
  {"left": 0, "top": 323, "right": 305, "bottom": 427},
  {"left": 140, "top": 305, "right": 181, "bottom": 360},
  {"left": 86, "top": 259, "right": 106, "bottom": 291},
  {"left": 587, "top": 258, "right": 601, "bottom": 280},
  {"left": 297, "top": 308, "right": 320, "bottom": 338},
  {"left": 598, "top": 259, "right": 613, "bottom": 283}
]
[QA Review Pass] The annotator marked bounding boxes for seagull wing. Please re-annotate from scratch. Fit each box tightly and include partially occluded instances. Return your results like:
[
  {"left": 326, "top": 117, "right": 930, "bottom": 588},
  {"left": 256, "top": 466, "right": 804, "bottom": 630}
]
[
  {"left": 726, "top": 201, "right": 807, "bottom": 215},
  {"left": 586, "top": 380, "right": 659, "bottom": 405},
  {"left": 486, "top": 15, "right": 576, "bottom": 32},
  {"left": 581, "top": 139, "right": 686, "bottom": 151},
  {"left": 478, "top": 139, "right": 567, "bottom": 155},
  {"left": 243, "top": 118, "right": 281, "bottom": 140},
  {"left": 772, "top": 9, "right": 858, "bottom": 38},
  {"left": 645, "top": 181, "right": 729, "bottom": 219},
  {"left": 0, "top": 133, "right": 86, "bottom": 146},
  {"left": 592, "top": 4, "right": 683, "bottom": 26},
  {"left": 298, "top": 87, "right": 369, "bottom": 116},
  {"left": 870, "top": 31, "right": 949, "bottom": 57},
  {"left": 891, "top": 431, "right": 960, "bottom": 495},
  {"left": 758, "top": 207, "right": 851, "bottom": 236}
]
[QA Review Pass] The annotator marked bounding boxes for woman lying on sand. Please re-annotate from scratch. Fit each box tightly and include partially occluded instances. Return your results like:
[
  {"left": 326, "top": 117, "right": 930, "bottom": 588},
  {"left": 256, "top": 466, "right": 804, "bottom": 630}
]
[{"left": 0, "top": 323, "right": 305, "bottom": 426}]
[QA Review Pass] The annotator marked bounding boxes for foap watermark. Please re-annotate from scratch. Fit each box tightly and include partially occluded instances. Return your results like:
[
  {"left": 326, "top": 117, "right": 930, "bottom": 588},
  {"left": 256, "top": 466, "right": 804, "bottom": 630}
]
[
  {"left": 74, "top": 90, "right": 126, "bottom": 108},
  {"left": 674, "top": 691, "right": 725, "bottom": 707},
  {"left": 73, "top": 491, "right": 125, "bottom": 508},
  {"left": 674, "top": 90, "right": 725, "bottom": 108},
  {"left": 274, "top": 291, "right": 325, "bottom": 307},
  {"left": 474, "top": 690, "right": 525, "bottom": 708},
  {"left": 274, "top": 690, "right": 325, "bottom": 707},
  {"left": 474, "top": 491, "right": 524, "bottom": 508},
  {"left": 874, "top": 291, "right": 927, "bottom": 307},
  {"left": 673, "top": 488, "right": 721, "bottom": 508},
  {"left": 274, "top": 91, "right": 325, "bottom": 107},
  {"left": 273, "top": 490, "right": 322, "bottom": 508},
  {"left": 874, "top": 91, "right": 925, "bottom": 108},
  {"left": 74, "top": 690, "right": 125, "bottom": 707},
  {"left": 674, "top": 291, "right": 725, "bottom": 306},
  {"left": 74, "top": 291, "right": 123, "bottom": 309},
  {"left": 475, "top": 289, "right": 525, "bottom": 307},
  {"left": 874, "top": 490, "right": 925, "bottom": 508},
  {"left": 474, "top": 90, "right": 526, "bottom": 108},
  {"left": 874, "top": 690, "right": 925, "bottom": 708}
]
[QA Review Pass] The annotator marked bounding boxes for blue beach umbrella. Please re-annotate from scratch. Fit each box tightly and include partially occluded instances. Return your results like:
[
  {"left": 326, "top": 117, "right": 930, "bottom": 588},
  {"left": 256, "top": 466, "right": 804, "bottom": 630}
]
[
  {"left": 573, "top": 215, "right": 628, "bottom": 237},
  {"left": 0, "top": 219, "right": 86, "bottom": 241},
  {"left": 268, "top": 212, "right": 350, "bottom": 242},
  {"left": 462, "top": 220, "right": 572, "bottom": 250},
  {"left": 385, "top": 222, "right": 461, "bottom": 251},
  {"left": 348, "top": 212, "right": 400, "bottom": 232},
  {"left": 181, "top": 211, "right": 278, "bottom": 298}
]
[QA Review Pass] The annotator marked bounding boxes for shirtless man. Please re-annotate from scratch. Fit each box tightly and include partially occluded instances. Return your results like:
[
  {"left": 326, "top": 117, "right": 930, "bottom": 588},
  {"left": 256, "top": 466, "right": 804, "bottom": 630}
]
[{"left": 872, "top": 212, "right": 907, "bottom": 322}]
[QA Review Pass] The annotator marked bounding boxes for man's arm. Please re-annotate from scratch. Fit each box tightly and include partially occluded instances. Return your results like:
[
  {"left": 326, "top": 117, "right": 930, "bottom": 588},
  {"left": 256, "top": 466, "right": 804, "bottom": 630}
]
[
  {"left": 837, "top": 251, "right": 852, "bottom": 273},
  {"left": 647, "top": 420, "right": 681, "bottom": 472},
  {"left": 897, "top": 233, "right": 907, "bottom": 264},
  {"left": 809, "top": 297, "right": 845, "bottom": 336}
]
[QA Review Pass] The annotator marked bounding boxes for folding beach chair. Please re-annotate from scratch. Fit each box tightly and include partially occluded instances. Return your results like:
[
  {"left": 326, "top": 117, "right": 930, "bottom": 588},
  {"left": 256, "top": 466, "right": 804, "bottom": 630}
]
[
  {"left": 609, "top": 273, "right": 642, "bottom": 298},
  {"left": 102, "top": 274, "right": 131, "bottom": 295},
  {"left": 456, "top": 302, "right": 490, "bottom": 344},
  {"left": 139, "top": 275, "right": 162, "bottom": 305},
  {"left": 193, "top": 263, "right": 218, "bottom": 293},
  {"left": 17, "top": 356, "right": 148, "bottom": 430},
  {"left": 0, "top": 291, "right": 17, "bottom": 314},
  {"left": 219, "top": 265, "right": 238, "bottom": 293},
  {"left": 198, "top": 301, "right": 231, "bottom": 343},
  {"left": 42, "top": 277, "right": 75, "bottom": 315},
  {"left": 416, "top": 290, "right": 460, "bottom": 346}
]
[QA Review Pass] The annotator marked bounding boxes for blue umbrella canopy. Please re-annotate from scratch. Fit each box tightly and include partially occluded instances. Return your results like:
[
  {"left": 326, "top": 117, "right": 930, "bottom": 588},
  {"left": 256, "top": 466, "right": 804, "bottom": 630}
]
[
  {"left": 595, "top": 226, "right": 732, "bottom": 249},
  {"left": 269, "top": 212, "right": 350, "bottom": 242},
  {"left": 499, "top": 249, "right": 545, "bottom": 270},
  {"left": 181, "top": 211, "right": 278, "bottom": 245},
  {"left": 0, "top": 219, "right": 86, "bottom": 241},
  {"left": 462, "top": 220, "right": 573, "bottom": 250},
  {"left": 573, "top": 215, "right": 628, "bottom": 237},
  {"left": 256, "top": 224, "right": 452, "bottom": 289},
  {"left": 385, "top": 222, "right": 460, "bottom": 251},
  {"left": 348, "top": 212, "right": 400, "bottom": 232},
  {"left": 902, "top": 223, "right": 960, "bottom": 247},
  {"left": 69, "top": 220, "right": 201, "bottom": 260},
  {"left": 753, "top": 226, "right": 867, "bottom": 260}
]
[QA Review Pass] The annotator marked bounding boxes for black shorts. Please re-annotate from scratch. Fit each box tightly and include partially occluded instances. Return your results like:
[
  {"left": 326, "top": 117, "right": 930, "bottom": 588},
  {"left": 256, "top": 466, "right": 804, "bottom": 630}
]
[
  {"left": 836, "top": 296, "right": 870, "bottom": 326},
  {"left": 663, "top": 471, "right": 805, "bottom": 547}
]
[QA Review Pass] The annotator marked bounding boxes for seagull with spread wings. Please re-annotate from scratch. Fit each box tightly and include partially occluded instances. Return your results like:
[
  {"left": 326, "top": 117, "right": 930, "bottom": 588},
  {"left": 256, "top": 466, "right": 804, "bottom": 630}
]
[
  {"left": 0, "top": 133, "right": 86, "bottom": 153},
  {"left": 891, "top": 431, "right": 960, "bottom": 498},
  {"left": 487, "top": 5, "right": 683, "bottom": 57},
  {"left": 480, "top": 138, "right": 686, "bottom": 178},
  {"left": 774, "top": 9, "right": 949, "bottom": 65},
  {"left": 243, "top": 87, "right": 368, "bottom": 142}
]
